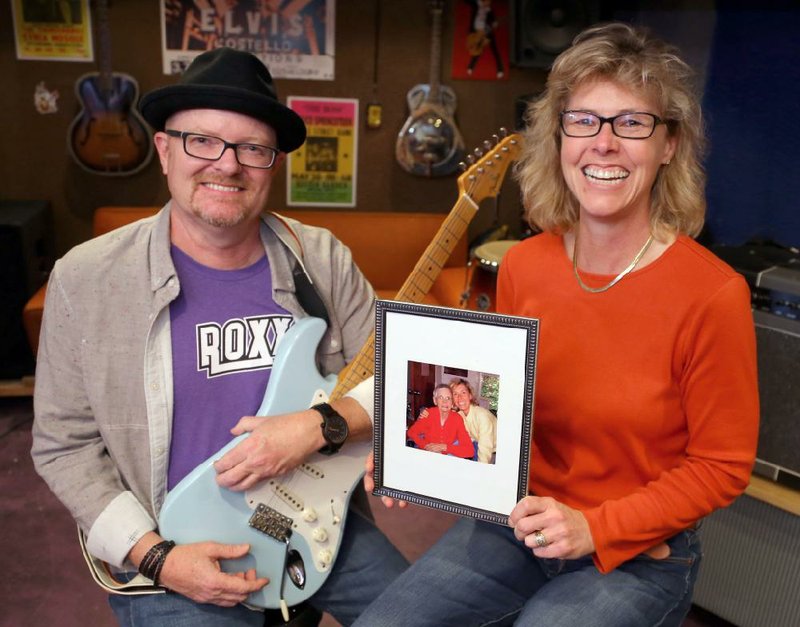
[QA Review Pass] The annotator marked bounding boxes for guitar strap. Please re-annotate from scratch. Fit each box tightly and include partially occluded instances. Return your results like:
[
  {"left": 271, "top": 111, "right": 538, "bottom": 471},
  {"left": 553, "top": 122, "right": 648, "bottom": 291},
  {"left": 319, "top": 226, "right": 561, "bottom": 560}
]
[{"left": 264, "top": 212, "right": 330, "bottom": 326}]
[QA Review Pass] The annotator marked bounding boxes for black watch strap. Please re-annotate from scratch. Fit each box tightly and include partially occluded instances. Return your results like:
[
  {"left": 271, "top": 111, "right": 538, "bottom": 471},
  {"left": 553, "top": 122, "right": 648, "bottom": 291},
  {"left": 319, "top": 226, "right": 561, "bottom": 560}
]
[{"left": 313, "top": 402, "right": 348, "bottom": 455}]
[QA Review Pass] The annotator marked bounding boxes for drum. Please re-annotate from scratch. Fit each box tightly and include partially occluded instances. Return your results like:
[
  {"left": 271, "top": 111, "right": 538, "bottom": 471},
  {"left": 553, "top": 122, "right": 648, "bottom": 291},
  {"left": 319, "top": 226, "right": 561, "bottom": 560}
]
[{"left": 463, "top": 240, "right": 517, "bottom": 311}]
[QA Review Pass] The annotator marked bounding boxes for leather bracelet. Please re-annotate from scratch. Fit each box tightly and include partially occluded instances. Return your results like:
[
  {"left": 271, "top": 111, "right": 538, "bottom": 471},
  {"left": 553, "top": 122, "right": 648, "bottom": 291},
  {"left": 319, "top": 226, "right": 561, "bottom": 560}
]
[{"left": 138, "top": 540, "right": 176, "bottom": 586}]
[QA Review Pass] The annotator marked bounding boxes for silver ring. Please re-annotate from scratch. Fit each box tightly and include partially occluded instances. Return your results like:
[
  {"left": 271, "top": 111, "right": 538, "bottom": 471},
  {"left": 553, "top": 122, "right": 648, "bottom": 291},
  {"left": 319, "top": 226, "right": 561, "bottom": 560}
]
[{"left": 533, "top": 530, "right": 548, "bottom": 548}]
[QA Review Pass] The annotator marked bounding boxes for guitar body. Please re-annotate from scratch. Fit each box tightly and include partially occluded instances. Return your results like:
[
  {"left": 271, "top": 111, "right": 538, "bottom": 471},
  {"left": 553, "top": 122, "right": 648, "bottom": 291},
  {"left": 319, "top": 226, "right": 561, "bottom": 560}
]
[
  {"left": 396, "top": 84, "right": 465, "bottom": 177},
  {"left": 68, "top": 72, "right": 153, "bottom": 176},
  {"left": 466, "top": 31, "right": 489, "bottom": 56},
  {"left": 158, "top": 317, "right": 369, "bottom": 609}
]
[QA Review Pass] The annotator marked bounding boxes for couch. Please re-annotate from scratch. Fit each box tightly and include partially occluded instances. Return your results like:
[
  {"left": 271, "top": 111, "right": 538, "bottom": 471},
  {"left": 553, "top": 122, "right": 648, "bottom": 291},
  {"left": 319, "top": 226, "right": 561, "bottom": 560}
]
[{"left": 23, "top": 206, "right": 471, "bottom": 355}]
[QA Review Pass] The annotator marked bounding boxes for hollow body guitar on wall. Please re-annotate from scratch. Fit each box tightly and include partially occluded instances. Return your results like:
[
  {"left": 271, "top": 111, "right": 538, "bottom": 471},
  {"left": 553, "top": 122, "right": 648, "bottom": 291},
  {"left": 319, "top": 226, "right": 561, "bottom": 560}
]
[
  {"left": 396, "top": 0, "right": 466, "bottom": 177},
  {"left": 67, "top": 0, "right": 153, "bottom": 176},
  {"left": 79, "top": 132, "right": 521, "bottom": 616}
]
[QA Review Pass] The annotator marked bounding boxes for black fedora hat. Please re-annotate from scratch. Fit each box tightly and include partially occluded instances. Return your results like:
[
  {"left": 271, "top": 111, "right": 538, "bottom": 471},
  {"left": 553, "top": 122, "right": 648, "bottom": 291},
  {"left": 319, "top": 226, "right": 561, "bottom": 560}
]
[{"left": 139, "top": 48, "right": 306, "bottom": 153}]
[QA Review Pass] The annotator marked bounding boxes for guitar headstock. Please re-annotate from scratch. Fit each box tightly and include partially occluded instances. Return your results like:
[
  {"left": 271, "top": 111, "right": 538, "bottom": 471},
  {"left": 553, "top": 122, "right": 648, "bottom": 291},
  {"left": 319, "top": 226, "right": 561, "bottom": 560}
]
[{"left": 457, "top": 130, "right": 522, "bottom": 205}]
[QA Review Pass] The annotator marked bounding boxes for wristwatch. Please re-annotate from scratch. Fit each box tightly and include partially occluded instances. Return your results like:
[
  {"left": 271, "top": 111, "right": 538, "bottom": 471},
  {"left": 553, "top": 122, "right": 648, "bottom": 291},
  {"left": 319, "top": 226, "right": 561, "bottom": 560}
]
[{"left": 313, "top": 402, "right": 349, "bottom": 455}]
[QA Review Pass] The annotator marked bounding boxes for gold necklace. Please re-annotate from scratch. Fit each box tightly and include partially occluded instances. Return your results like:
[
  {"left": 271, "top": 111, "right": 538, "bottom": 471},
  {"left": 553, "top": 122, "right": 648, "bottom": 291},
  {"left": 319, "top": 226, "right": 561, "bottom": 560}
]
[{"left": 573, "top": 232, "right": 654, "bottom": 293}]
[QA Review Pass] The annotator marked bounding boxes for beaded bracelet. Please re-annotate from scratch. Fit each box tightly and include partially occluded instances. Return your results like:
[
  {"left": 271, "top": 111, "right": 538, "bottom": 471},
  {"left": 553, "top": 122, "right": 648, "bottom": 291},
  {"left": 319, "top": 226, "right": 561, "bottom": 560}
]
[{"left": 138, "top": 540, "right": 176, "bottom": 587}]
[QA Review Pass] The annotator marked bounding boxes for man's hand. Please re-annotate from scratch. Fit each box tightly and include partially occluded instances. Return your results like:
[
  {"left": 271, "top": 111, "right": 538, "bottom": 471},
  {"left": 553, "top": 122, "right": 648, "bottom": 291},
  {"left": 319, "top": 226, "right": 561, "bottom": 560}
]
[
  {"left": 423, "top": 443, "right": 447, "bottom": 453},
  {"left": 129, "top": 533, "right": 268, "bottom": 607},
  {"left": 214, "top": 410, "right": 322, "bottom": 491},
  {"left": 509, "top": 495, "right": 595, "bottom": 560},
  {"left": 363, "top": 451, "right": 407, "bottom": 509},
  {"left": 159, "top": 541, "right": 268, "bottom": 606}
]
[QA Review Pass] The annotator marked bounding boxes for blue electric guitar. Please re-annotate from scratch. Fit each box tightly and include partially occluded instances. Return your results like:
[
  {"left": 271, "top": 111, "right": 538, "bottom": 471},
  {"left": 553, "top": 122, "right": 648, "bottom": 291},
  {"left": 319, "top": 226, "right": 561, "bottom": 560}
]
[{"left": 79, "top": 133, "right": 521, "bottom": 615}]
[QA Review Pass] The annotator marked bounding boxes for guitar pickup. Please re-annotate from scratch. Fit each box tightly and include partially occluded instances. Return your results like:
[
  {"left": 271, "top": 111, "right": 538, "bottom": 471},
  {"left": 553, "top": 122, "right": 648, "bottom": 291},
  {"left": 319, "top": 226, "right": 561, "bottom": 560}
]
[
  {"left": 298, "top": 462, "right": 324, "bottom": 479},
  {"left": 271, "top": 481, "right": 304, "bottom": 512},
  {"left": 249, "top": 503, "right": 293, "bottom": 542}
]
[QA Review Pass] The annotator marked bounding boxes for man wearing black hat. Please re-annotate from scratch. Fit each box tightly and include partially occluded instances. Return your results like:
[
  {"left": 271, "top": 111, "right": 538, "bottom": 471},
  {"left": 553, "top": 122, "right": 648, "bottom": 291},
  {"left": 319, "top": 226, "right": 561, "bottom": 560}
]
[{"left": 32, "top": 48, "right": 408, "bottom": 626}]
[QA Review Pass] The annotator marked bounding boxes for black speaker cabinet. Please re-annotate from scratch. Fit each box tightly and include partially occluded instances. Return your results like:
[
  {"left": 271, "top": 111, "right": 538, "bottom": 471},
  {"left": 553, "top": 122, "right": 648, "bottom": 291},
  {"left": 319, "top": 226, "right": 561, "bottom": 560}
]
[
  {"left": 510, "top": 0, "right": 602, "bottom": 69},
  {"left": 753, "top": 310, "right": 800, "bottom": 484},
  {"left": 0, "top": 200, "right": 51, "bottom": 378}
]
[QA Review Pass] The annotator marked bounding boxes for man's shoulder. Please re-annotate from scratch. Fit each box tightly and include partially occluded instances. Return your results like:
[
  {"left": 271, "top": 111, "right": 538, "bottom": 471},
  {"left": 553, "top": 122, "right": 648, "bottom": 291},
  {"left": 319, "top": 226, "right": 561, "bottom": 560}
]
[{"left": 55, "top": 213, "right": 161, "bottom": 283}]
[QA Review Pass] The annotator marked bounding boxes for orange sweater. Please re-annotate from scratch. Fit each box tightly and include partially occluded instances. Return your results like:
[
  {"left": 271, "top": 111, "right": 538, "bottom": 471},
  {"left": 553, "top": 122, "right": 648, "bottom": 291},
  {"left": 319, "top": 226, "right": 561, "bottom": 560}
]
[{"left": 497, "top": 233, "right": 759, "bottom": 572}]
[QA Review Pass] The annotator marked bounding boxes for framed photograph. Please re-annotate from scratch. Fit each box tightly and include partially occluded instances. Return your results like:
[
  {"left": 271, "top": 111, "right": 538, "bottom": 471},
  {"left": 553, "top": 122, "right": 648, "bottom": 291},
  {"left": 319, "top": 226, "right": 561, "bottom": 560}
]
[{"left": 373, "top": 300, "right": 538, "bottom": 525}]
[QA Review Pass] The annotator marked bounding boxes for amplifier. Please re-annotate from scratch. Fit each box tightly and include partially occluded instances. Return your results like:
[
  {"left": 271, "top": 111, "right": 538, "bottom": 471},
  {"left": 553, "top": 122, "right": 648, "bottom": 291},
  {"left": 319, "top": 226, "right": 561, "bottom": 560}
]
[
  {"left": 713, "top": 242, "right": 800, "bottom": 319},
  {"left": 713, "top": 243, "right": 800, "bottom": 487}
]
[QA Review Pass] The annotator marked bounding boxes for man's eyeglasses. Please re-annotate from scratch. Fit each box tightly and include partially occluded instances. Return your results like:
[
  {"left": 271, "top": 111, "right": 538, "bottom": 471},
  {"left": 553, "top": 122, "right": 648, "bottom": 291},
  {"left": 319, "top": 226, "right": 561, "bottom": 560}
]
[
  {"left": 560, "top": 111, "right": 666, "bottom": 139},
  {"left": 164, "top": 130, "right": 279, "bottom": 169}
]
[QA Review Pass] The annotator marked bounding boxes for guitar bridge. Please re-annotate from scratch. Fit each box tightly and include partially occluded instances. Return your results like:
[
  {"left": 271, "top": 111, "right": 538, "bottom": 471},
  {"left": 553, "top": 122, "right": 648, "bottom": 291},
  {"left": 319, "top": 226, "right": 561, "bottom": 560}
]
[{"left": 248, "top": 503, "right": 293, "bottom": 542}]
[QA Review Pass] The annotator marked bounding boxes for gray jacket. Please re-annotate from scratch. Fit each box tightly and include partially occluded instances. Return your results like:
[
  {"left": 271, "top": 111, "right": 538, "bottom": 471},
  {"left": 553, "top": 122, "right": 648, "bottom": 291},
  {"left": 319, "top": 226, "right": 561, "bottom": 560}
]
[{"left": 31, "top": 204, "right": 375, "bottom": 567}]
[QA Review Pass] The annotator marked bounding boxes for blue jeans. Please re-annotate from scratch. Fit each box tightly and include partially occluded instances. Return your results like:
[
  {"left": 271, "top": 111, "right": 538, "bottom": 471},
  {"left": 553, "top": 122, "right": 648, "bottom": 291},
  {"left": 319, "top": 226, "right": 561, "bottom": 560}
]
[
  {"left": 109, "top": 509, "right": 409, "bottom": 626},
  {"left": 353, "top": 518, "right": 701, "bottom": 627}
]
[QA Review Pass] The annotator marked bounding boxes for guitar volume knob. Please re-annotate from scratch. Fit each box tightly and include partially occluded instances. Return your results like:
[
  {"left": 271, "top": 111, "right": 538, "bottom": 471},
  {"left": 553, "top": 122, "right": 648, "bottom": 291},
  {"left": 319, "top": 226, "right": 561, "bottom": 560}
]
[
  {"left": 312, "top": 527, "right": 329, "bottom": 542},
  {"left": 301, "top": 507, "right": 318, "bottom": 522},
  {"left": 318, "top": 549, "right": 333, "bottom": 567}
]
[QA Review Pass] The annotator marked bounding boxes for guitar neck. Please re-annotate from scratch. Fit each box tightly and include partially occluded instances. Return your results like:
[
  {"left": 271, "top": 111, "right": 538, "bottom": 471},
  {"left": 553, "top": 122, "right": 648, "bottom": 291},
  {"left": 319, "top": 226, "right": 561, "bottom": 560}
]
[
  {"left": 332, "top": 132, "right": 522, "bottom": 401},
  {"left": 95, "top": 0, "right": 114, "bottom": 95},
  {"left": 330, "top": 195, "right": 478, "bottom": 401},
  {"left": 428, "top": 4, "right": 443, "bottom": 99}
]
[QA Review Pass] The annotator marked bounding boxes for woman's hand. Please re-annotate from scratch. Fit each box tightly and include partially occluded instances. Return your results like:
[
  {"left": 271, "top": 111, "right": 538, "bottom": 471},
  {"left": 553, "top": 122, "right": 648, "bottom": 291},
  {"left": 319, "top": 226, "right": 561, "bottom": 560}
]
[
  {"left": 363, "top": 451, "right": 407, "bottom": 509},
  {"left": 509, "top": 495, "right": 595, "bottom": 559}
]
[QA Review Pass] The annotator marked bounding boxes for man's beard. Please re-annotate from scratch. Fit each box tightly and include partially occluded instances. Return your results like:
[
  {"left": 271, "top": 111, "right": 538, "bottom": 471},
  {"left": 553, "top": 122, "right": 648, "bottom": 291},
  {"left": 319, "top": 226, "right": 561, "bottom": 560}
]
[{"left": 190, "top": 178, "right": 255, "bottom": 228}]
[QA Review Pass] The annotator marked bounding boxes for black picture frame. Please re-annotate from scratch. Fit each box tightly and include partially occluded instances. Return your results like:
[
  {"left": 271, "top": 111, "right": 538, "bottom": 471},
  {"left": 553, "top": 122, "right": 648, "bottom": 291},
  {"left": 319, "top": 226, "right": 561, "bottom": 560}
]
[{"left": 372, "top": 300, "right": 538, "bottom": 525}]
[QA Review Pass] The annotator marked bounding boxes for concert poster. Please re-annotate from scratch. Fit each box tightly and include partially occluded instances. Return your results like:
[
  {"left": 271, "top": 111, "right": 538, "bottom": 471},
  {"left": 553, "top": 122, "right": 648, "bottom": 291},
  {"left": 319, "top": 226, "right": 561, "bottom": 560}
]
[
  {"left": 159, "top": 0, "right": 335, "bottom": 79},
  {"left": 11, "top": 0, "right": 93, "bottom": 62},
  {"left": 286, "top": 97, "right": 358, "bottom": 208}
]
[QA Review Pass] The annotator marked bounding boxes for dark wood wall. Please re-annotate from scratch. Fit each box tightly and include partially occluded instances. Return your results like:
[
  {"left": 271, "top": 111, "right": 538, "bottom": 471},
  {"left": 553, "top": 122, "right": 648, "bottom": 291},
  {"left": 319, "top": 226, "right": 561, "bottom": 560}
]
[{"left": 1, "top": 0, "right": 542, "bottom": 258}]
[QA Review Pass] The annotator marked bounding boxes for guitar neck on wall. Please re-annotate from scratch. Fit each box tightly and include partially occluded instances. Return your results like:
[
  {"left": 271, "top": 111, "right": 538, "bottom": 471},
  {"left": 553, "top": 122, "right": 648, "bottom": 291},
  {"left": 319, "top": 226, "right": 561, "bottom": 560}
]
[
  {"left": 67, "top": 0, "right": 154, "bottom": 176},
  {"left": 395, "top": 0, "right": 466, "bottom": 177}
]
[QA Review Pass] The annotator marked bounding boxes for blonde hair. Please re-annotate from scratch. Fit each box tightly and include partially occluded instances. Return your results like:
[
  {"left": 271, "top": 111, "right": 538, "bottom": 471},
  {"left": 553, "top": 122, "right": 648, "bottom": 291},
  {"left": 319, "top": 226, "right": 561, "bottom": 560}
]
[
  {"left": 449, "top": 378, "right": 477, "bottom": 406},
  {"left": 515, "top": 22, "right": 706, "bottom": 238}
]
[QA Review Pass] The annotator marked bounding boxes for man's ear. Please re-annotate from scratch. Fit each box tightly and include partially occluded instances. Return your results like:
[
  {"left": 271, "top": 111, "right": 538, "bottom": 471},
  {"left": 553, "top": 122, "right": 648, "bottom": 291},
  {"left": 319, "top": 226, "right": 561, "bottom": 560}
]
[{"left": 154, "top": 132, "right": 170, "bottom": 175}]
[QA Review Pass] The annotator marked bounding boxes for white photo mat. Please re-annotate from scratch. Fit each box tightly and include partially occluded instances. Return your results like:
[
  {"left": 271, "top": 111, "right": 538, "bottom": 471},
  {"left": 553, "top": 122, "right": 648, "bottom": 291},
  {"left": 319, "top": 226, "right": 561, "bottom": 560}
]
[{"left": 373, "top": 300, "right": 538, "bottom": 524}]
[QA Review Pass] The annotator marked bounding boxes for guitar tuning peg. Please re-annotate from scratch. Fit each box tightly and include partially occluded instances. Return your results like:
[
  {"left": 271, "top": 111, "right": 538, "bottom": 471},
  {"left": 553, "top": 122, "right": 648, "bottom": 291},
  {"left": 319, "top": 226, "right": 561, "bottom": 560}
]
[
  {"left": 491, "top": 134, "right": 500, "bottom": 145},
  {"left": 473, "top": 148, "right": 484, "bottom": 158},
  {"left": 466, "top": 154, "right": 476, "bottom": 165},
  {"left": 458, "top": 161, "right": 468, "bottom": 172},
  {"left": 499, "top": 127, "right": 508, "bottom": 137},
  {"left": 483, "top": 140, "right": 493, "bottom": 151}
]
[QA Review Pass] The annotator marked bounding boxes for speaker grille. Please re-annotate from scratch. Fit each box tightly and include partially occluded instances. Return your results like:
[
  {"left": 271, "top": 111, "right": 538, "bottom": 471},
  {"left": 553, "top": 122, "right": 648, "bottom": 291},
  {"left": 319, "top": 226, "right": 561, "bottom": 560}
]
[
  {"left": 693, "top": 494, "right": 800, "bottom": 627},
  {"left": 0, "top": 201, "right": 50, "bottom": 378},
  {"left": 511, "top": 0, "right": 601, "bottom": 69},
  {"left": 754, "top": 310, "right": 800, "bottom": 478}
]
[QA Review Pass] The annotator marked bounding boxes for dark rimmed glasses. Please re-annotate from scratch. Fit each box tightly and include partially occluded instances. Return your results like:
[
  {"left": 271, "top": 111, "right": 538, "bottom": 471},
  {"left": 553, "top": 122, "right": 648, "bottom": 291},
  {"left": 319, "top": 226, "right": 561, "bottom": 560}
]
[
  {"left": 164, "top": 130, "right": 279, "bottom": 169},
  {"left": 560, "top": 111, "right": 666, "bottom": 139}
]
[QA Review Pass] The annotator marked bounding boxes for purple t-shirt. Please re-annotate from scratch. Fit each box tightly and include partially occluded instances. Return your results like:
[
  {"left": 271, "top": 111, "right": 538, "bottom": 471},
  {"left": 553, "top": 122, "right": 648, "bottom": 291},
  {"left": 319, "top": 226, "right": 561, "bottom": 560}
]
[{"left": 167, "top": 245, "right": 293, "bottom": 489}]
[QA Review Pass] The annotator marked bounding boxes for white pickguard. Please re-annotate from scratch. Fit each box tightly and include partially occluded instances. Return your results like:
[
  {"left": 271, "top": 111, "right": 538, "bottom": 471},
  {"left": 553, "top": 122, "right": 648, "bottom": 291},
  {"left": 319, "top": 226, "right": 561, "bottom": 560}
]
[{"left": 158, "top": 317, "right": 370, "bottom": 609}]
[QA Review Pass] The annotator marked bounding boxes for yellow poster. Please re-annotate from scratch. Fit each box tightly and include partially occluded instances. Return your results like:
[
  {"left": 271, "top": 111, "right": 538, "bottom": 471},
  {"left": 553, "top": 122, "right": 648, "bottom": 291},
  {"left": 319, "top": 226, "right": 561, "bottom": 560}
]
[
  {"left": 287, "top": 97, "right": 358, "bottom": 207},
  {"left": 11, "top": 0, "right": 93, "bottom": 61}
]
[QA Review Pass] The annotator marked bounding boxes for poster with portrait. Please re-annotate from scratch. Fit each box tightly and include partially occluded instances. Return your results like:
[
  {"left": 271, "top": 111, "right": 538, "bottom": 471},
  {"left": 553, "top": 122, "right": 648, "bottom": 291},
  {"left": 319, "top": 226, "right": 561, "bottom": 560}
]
[
  {"left": 286, "top": 96, "right": 358, "bottom": 207},
  {"left": 373, "top": 300, "right": 538, "bottom": 524},
  {"left": 159, "top": 0, "right": 335, "bottom": 78},
  {"left": 451, "top": 0, "right": 510, "bottom": 81},
  {"left": 11, "top": 0, "right": 93, "bottom": 61}
]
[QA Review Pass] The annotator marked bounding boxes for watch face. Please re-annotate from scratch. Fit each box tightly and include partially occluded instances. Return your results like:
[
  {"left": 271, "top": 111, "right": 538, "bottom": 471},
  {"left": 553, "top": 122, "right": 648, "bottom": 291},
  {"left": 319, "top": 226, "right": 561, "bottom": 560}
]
[{"left": 324, "top": 415, "right": 348, "bottom": 445}]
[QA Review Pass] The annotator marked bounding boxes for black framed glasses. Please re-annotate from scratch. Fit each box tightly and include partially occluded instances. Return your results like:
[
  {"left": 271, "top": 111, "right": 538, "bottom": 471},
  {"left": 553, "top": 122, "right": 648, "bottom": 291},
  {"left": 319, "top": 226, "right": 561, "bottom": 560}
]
[
  {"left": 164, "top": 130, "right": 279, "bottom": 169},
  {"left": 560, "top": 111, "right": 665, "bottom": 139}
]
